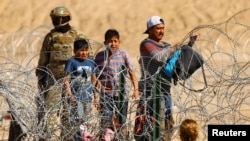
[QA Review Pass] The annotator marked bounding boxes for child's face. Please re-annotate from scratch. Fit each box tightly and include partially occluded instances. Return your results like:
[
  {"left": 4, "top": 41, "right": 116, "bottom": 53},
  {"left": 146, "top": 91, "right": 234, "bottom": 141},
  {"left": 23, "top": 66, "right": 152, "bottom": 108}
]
[
  {"left": 104, "top": 36, "right": 120, "bottom": 53},
  {"left": 74, "top": 47, "right": 89, "bottom": 60}
]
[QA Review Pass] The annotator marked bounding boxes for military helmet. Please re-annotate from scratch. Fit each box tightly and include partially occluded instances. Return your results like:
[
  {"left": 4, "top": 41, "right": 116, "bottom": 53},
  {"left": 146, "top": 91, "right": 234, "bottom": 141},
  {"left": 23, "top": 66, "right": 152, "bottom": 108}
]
[
  {"left": 50, "top": 6, "right": 71, "bottom": 18},
  {"left": 50, "top": 6, "right": 71, "bottom": 27}
]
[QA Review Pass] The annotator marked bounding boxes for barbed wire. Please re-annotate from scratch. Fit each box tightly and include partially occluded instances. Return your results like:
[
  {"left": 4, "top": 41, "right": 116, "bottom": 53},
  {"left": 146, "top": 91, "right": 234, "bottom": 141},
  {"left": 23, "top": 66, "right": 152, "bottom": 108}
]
[{"left": 0, "top": 8, "right": 250, "bottom": 141}]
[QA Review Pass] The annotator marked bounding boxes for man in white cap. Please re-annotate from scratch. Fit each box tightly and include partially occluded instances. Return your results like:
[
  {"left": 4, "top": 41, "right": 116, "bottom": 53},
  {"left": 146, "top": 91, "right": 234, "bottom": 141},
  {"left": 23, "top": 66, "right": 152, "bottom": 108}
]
[{"left": 137, "top": 15, "right": 181, "bottom": 140}]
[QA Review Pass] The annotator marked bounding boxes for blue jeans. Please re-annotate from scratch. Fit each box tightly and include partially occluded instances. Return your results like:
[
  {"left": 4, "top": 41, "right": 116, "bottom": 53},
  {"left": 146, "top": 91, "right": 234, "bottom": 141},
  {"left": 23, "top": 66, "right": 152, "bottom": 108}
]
[
  {"left": 163, "top": 93, "right": 172, "bottom": 120},
  {"left": 70, "top": 100, "right": 92, "bottom": 125}
]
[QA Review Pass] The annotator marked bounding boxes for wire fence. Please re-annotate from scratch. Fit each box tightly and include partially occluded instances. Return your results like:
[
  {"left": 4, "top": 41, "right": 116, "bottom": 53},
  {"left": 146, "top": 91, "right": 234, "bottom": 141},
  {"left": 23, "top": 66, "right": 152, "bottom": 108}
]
[{"left": 0, "top": 8, "right": 250, "bottom": 141}]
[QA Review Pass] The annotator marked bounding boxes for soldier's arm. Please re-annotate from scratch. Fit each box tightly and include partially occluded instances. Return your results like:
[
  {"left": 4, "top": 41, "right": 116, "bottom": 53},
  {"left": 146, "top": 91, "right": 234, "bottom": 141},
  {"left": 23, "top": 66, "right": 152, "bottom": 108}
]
[
  {"left": 36, "top": 34, "right": 51, "bottom": 78},
  {"left": 36, "top": 34, "right": 52, "bottom": 89}
]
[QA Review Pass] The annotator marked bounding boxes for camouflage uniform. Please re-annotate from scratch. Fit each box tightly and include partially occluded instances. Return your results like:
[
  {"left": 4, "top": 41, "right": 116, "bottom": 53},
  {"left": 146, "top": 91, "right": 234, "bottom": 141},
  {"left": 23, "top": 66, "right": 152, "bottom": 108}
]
[{"left": 35, "top": 6, "right": 86, "bottom": 141}]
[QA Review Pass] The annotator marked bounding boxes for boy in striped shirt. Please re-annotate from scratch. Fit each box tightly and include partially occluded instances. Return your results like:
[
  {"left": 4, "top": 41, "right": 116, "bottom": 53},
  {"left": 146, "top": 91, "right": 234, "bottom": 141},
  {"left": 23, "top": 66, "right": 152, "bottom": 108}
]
[{"left": 94, "top": 29, "right": 139, "bottom": 131}]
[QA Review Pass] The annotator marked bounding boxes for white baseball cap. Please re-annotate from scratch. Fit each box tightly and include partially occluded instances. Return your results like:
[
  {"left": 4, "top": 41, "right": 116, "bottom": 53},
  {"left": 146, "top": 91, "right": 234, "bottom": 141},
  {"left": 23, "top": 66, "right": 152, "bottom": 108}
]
[{"left": 144, "top": 16, "right": 165, "bottom": 34}]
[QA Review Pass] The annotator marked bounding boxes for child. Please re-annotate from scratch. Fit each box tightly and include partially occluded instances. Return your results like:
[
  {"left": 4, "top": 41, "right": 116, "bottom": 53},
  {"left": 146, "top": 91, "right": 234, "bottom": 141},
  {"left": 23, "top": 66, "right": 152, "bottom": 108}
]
[
  {"left": 64, "top": 38, "right": 98, "bottom": 125},
  {"left": 94, "top": 29, "right": 139, "bottom": 130},
  {"left": 179, "top": 118, "right": 199, "bottom": 141}
]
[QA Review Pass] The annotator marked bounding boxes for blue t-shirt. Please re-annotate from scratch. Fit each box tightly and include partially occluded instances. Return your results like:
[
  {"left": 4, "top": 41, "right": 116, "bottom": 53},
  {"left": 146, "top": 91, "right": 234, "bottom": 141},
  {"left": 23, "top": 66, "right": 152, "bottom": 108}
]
[{"left": 65, "top": 57, "right": 97, "bottom": 101}]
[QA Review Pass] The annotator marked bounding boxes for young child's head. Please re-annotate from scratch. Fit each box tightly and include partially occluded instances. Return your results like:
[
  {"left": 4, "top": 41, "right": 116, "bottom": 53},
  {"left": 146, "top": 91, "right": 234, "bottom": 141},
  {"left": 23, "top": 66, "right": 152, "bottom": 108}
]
[
  {"left": 179, "top": 119, "right": 199, "bottom": 141},
  {"left": 104, "top": 29, "right": 120, "bottom": 53},
  {"left": 74, "top": 38, "right": 89, "bottom": 60}
]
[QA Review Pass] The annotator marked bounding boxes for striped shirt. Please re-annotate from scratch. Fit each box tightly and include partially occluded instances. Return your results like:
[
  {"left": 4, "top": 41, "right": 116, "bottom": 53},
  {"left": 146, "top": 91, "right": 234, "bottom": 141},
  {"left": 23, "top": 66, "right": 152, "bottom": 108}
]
[
  {"left": 94, "top": 49, "right": 133, "bottom": 96},
  {"left": 139, "top": 38, "right": 172, "bottom": 92}
]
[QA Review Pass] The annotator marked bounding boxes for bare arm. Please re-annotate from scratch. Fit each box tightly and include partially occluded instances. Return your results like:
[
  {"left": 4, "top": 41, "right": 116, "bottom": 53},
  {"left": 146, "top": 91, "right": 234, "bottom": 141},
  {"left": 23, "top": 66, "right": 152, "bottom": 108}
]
[
  {"left": 91, "top": 73, "right": 101, "bottom": 109},
  {"left": 64, "top": 72, "right": 76, "bottom": 102},
  {"left": 128, "top": 69, "right": 140, "bottom": 100},
  {"left": 91, "top": 73, "right": 101, "bottom": 94}
]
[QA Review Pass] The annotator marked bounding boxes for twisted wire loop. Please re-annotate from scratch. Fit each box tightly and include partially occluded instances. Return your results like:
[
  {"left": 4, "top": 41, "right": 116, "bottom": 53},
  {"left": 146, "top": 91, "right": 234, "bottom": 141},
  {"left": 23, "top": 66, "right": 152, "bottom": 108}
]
[{"left": 0, "top": 8, "right": 250, "bottom": 141}]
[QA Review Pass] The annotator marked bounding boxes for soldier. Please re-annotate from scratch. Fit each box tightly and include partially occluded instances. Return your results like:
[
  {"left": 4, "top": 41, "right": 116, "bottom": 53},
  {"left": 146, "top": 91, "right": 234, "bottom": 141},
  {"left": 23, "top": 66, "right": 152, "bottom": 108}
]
[{"left": 35, "top": 6, "right": 86, "bottom": 141}]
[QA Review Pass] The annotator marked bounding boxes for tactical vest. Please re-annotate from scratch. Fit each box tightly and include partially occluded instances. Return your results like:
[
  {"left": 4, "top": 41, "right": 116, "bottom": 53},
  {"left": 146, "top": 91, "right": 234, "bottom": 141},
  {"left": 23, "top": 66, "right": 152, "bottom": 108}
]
[
  {"left": 48, "top": 29, "right": 78, "bottom": 79},
  {"left": 49, "top": 29, "right": 77, "bottom": 61}
]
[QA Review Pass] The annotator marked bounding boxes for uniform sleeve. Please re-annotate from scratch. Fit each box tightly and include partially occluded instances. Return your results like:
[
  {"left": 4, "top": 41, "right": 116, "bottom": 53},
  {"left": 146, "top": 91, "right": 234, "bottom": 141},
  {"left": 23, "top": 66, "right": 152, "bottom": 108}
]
[
  {"left": 35, "top": 33, "right": 51, "bottom": 78},
  {"left": 70, "top": 26, "right": 87, "bottom": 39},
  {"left": 78, "top": 32, "right": 87, "bottom": 39}
]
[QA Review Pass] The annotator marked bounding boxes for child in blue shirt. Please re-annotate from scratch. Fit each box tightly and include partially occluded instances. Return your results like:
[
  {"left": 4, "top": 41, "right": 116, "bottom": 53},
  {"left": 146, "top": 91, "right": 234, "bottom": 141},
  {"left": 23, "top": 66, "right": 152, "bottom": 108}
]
[{"left": 64, "top": 38, "right": 98, "bottom": 124}]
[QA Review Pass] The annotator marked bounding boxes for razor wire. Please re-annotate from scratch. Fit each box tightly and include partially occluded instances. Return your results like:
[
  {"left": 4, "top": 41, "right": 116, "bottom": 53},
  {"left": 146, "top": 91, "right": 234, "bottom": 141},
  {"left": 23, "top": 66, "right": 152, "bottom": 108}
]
[{"left": 0, "top": 8, "right": 249, "bottom": 141}]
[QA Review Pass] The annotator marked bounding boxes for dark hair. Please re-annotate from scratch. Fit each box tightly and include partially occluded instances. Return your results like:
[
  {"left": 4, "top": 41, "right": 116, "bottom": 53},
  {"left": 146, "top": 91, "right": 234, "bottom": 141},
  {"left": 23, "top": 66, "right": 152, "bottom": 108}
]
[
  {"left": 74, "top": 38, "right": 89, "bottom": 51},
  {"left": 104, "top": 29, "right": 120, "bottom": 40}
]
